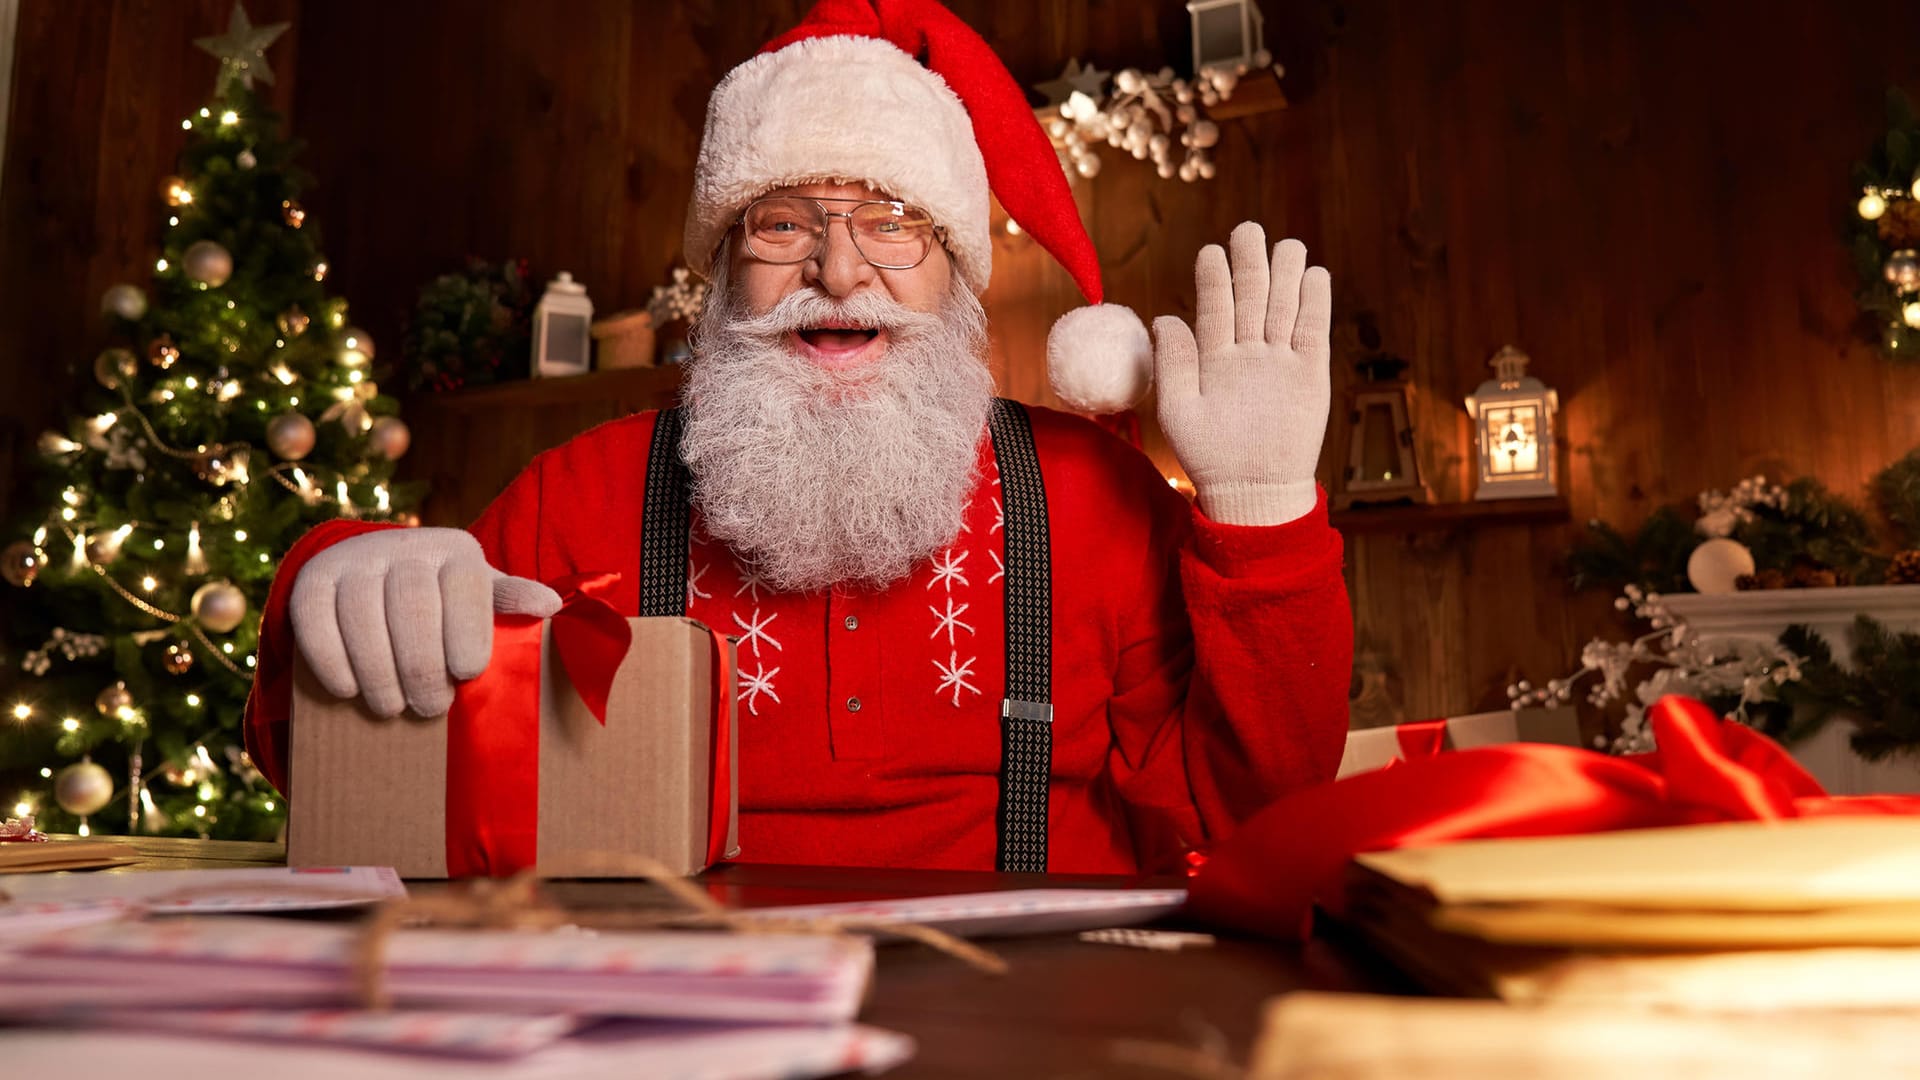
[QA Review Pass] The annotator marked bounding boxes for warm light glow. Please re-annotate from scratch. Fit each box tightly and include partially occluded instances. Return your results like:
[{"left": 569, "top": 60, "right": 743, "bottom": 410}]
[
  {"left": 333, "top": 386, "right": 356, "bottom": 401},
  {"left": 90, "top": 412, "right": 118, "bottom": 435},
  {"left": 222, "top": 643, "right": 235, "bottom": 654},
  {"left": 186, "top": 521, "right": 207, "bottom": 575},
  {"left": 159, "top": 388, "right": 175, "bottom": 401},
  {"left": 1860, "top": 191, "right": 1889, "bottom": 220},
  {"left": 220, "top": 109, "right": 239, "bottom": 125},
  {"left": 199, "top": 107, "right": 210, "bottom": 118},
  {"left": 348, "top": 369, "right": 365, "bottom": 383},
  {"left": 1484, "top": 404, "right": 1543, "bottom": 477},
  {"left": 1905, "top": 302, "right": 1920, "bottom": 329},
  {"left": 76, "top": 822, "right": 90, "bottom": 837},
  {"left": 181, "top": 119, "right": 193, "bottom": 130},
  {"left": 32, "top": 526, "right": 46, "bottom": 546},
  {"left": 61, "top": 507, "right": 77, "bottom": 522},
  {"left": 198, "top": 783, "right": 215, "bottom": 801},
  {"left": 194, "top": 805, "right": 207, "bottom": 818},
  {"left": 41, "top": 433, "right": 80, "bottom": 455},
  {"left": 1005, "top": 218, "right": 1023, "bottom": 236},
  {"left": 61, "top": 488, "right": 82, "bottom": 506},
  {"left": 183, "top": 375, "right": 199, "bottom": 390},
  {"left": 246, "top": 655, "right": 257, "bottom": 668},
  {"left": 264, "top": 799, "right": 276, "bottom": 812},
  {"left": 186, "top": 694, "right": 201, "bottom": 707},
  {"left": 234, "top": 529, "right": 248, "bottom": 542},
  {"left": 153, "top": 539, "right": 164, "bottom": 550},
  {"left": 13, "top": 801, "right": 31, "bottom": 818},
  {"left": 61, "top": 717, "right": 79, "bottom": 732},
  {"left": 169, "top": 216, "right": 180, "bottom": 226},
  {"left": 141, "top": 575, "right": 158, "bottom": 592},
  {"left": 314, "top": 262, "right": 329, "bottom": 281},
  {"left": 375, "top": 485, "right": 391, "bottom": 512},
  {"left": 156, "top": 258, "right": 170, "bottom": 271},
  {"left": 271, "top": 364, "right": 297, "bottom": 385},
  {"left": 336, "top": 479, "right": 351, "bottom": 507},
  {"left": 38, "top": 768, "right": 50, "bottom": 779},
  {"left": 330, "top": 310, "right": 346, "bottom": 328},
  {"left": 10, "top": 703, "right": 30, "bottom": 721},
  {"left": 115, "top": 705, "right": 135, "bottom": 722}
]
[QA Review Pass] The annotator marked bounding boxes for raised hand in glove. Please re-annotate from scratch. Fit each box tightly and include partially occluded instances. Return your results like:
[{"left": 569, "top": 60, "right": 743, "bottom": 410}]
[
  {"left": 289, "top": 528, "right": 562, "bottom": 718},
  {"left": 1153, "top": 222, "right": 1333, "bottom": 526}
]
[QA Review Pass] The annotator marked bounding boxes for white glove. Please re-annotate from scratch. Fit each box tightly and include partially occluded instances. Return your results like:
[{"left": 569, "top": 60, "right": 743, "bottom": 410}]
[
  {"left": 1153, "top": 222, "right": 1333, "bottom": 526},
  {"left": 289, "top": 528, "right": 563, "bottom": 718}
]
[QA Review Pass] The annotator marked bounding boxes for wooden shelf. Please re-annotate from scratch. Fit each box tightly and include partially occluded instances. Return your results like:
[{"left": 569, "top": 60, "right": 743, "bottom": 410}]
[
  {"left": 1331, "top": 496, "right": 1571, "bottom": 534},
  {"left": 1207, "top": 69, "right": 1288, "bottom": 121},
  {"left": 407, "top": 364, "right": 683, "bottom": 413}
]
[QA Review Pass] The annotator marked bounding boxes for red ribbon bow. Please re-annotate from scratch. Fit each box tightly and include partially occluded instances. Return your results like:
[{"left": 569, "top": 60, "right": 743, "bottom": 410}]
[
  {"left": 443, "top": 572, "right": 633, "bottom": 877},
  {"left": 1188, "top": 695, "right": 1920, "bottom": 941}
]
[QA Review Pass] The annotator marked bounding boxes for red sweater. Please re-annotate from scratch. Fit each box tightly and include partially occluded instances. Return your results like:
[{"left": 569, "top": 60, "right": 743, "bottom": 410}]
[{"left": 245, "top": 405, "right": 1352, "bottom": 873}]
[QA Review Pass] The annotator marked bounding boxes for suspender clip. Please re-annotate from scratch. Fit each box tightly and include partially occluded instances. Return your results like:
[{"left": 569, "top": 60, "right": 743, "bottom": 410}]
[{"left": 1001, "top": 698, "right": 1054, "bottom": 724}]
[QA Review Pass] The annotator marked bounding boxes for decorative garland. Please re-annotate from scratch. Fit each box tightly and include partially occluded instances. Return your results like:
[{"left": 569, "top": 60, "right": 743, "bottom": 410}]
[{"left": 1848, "top": 89, "right": 1920, "bottom": 358}]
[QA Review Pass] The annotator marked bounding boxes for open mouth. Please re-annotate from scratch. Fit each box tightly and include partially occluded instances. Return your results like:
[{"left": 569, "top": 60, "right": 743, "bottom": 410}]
[{"left": 790, "top": 323, "right": 887, "bottom": 368}]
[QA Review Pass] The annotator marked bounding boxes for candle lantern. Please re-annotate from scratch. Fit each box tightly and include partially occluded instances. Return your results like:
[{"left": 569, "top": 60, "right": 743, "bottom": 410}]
[
  {"left": 1187, "top": 0, "right": 1269, "bottom": 76},
  {"left": 1466, "top": 346, "right": 1558, "bottom": 500},
  {"left": 1335, "top": 355, "right": 1430, "bottom": 509},
  {"left": 533, "top": 271, "right": 593, "bottom": 378}
]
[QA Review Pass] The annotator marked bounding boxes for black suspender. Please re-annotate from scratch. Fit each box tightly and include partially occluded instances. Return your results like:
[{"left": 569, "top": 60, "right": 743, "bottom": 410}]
[
  {"left": 644, "top": 401, "right": 1054, "bottom": 871},
  {"left": 640, "top": 407, "right": 693, "bottom": 618},
  {"left": 985, "top": 399, "right": 1053, "bottom": 872}
]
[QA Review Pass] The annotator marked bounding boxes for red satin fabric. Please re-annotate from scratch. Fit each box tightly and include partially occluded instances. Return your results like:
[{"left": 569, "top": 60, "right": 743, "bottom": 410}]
[
  {"left": 1395, "top": 718, "right": 1450, "bottom": 762},
  {"left": 1187, "top": 695, "right": 1920, "bottom": 941},
  {"left": 707, "top": 632, "right": 736, "bottom": 868},
  {"left": 443, "top": 573, "right": 632, "bottom": 877}
]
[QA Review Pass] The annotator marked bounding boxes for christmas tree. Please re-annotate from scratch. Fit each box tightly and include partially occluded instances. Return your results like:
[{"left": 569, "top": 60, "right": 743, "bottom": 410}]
[{"left": 0, "top": 4, "right": 419, "bottom": 840}]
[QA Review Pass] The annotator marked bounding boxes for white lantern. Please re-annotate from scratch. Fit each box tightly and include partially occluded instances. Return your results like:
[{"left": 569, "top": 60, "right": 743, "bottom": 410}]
[
  {"left": 532, "top": 271, "right": 593, "bottom": 378},
  {"left": 1465, "top": 346, "right": 1558, "bottom": 500},
  {"left": 1187, "top": 0, "right": 1269, "bottom": 76}
]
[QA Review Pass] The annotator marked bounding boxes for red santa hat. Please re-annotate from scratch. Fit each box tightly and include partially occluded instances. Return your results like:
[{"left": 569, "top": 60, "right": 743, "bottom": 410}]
[{"left": 682, "top": 0, "right": 1152, "bottom": 415}]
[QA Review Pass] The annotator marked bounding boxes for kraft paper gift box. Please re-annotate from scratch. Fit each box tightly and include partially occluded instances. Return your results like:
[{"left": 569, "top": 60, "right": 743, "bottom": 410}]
[
  {"left": 1336, "top": 708, "right": 1582, "bottom": 779},
  {"left": 289, "top": 605, "right": 739, "bottom": 879}
]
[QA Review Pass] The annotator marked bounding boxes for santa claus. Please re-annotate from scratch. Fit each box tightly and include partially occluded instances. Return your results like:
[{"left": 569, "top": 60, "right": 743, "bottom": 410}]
[{"left": 244, "top": 0, "right": 1352, "bottom": 874}]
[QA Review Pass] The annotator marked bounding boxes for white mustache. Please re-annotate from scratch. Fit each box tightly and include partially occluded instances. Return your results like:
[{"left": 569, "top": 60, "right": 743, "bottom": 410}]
[{"left": 722, "top": 288, "right": 943, "bottom": 343}]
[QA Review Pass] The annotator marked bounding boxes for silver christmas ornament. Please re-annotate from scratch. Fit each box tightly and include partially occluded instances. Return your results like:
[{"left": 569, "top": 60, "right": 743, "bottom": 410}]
[
  {"left": 237, "top": 148, "right": 257, "bottom": 169},
  {"left": 340, "top": 326, "right": 375, "bottom": 365},
  {"left": 183, "top": 240, "right": 233, "bottom": 287},
  {"left": 191, "top": 580, "right": 248, "bottom": 633},
  {"left": 100, "top": 283, "right": 149, "bottom": 322},
  {"left": 54, "top": 759, "right": 115, "bottom": 817},
  {"left": 266, "top": 411, "right": 316, "bottom": 460},
  {"left": 1886, "top": 249, "right": 1920, "bottom": 295},
  {"left": 368, "top": 415, "right": 411, "bottom": 460}
]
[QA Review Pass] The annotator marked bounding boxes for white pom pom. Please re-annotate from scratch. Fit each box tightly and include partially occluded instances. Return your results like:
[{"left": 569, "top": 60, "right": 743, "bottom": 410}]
[{"left": 1047, "top": 303, "right": 1152, "bottom": 414}]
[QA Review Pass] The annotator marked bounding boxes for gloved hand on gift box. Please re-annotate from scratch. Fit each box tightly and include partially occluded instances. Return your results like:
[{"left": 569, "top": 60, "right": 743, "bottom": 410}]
[{"left": 288, "top": 528, "right": 562, "bottom": 718}]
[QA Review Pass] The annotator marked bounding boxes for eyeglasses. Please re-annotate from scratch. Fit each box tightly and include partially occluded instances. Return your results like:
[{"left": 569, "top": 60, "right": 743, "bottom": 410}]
[{"left": 739, "top": 196, "right": 944, "bottom": 270}]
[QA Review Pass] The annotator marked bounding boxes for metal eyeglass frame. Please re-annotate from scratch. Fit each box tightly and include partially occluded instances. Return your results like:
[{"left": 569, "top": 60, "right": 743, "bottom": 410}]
[{"left": 737, "top": 195, "right": 948, "bottom": 271}]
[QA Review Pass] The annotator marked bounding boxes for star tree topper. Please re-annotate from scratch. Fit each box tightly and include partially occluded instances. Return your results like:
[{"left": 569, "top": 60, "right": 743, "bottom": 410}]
[{"left": 195, "top": 2, "right": 291, "bottom": 94}]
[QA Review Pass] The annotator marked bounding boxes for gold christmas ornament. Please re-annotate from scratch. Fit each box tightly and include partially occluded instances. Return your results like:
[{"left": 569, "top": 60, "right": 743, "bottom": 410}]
[
  {"left": 266, "top": 411, "right": 316, "bottom": 459},
  {"left": 191, "top": 580, "right": 248, "bottom": 633},
  {"left": 163, "top": 641, "right": 197, "bottom": 675},
  {"left": 339, "top": 326, "right": 374, "bottom": 365},
  {"left": 147, "top": 334, "right": 181, "bottom": 370},
  {"left": 94, "top": 682, "right": 133, "bottom": 717},
  {"left": 182, "top": 239, "right": 233, "bottom": 287},
  {"left": 1879, "top": 201, "right": 1920, "bottom": 250},
  {"left": 100, "top": 283, "right": 149, "bottom": 321},
  {"left": 93, "top": 348, "right": 137, "bottom": 389},
  {"left": 54, "top": 759, "right": 115, "bottom": 817},
  {"left": 281, "top": 199, "right": 306, "bottom": 228},
  {"left": 1, "top": 540, "right": 41, "bottom": 587},
  {"left": 368, "top": 415, "right": 411, "bottom": 460},
  {"left": 276, "top": 305, "right": 310, "bottom": 337}
]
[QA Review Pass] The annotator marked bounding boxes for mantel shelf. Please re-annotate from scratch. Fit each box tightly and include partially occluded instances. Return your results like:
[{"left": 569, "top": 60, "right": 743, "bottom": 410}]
[
  {"left": 405, "top": 364, "right": 683, "bottom": 413},
  {"left": 1331, "top": 496, "right": 1571, "bottom": 534}
]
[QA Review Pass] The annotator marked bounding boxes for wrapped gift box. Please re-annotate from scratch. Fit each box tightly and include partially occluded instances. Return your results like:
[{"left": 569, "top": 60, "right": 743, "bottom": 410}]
[
  {"left": 1337, "top": 708, "right": 1582, "bottom": 779},
  {"left": 289, "top": 613, "right": 738, "bottom": 878}
]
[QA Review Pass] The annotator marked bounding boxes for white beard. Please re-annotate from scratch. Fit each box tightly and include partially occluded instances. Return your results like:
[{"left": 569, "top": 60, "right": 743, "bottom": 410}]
[{"left": 680, "top": 261, "right": 995, "bottom": 593}]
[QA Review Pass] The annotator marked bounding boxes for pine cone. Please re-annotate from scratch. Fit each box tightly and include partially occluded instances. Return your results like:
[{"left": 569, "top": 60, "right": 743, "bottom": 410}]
[
  {"left": 1880, "top": 200, "right": 1920, "bottom": 249},
  {"left": 1889, "top": 549, "right": 1920, "bottom": 585},
  {"left": 1735, "top": 573, "right": 1759, "bottom": 591}
]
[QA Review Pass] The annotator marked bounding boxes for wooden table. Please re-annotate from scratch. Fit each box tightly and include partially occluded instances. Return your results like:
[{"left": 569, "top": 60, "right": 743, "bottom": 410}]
[{"left": 47, "top": 836, "right": 1407, "bottom": 1078}]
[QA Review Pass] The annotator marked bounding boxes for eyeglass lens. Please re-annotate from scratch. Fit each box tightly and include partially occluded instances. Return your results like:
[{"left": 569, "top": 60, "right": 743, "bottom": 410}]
[{"left": 744, "top": 197, "right": 937, "bottom": 269}]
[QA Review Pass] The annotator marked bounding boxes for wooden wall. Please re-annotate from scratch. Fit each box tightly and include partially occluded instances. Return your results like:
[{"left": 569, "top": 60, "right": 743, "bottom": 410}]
[{"left": 10, "top": 0, "right": 1920, "bottom": 725}]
